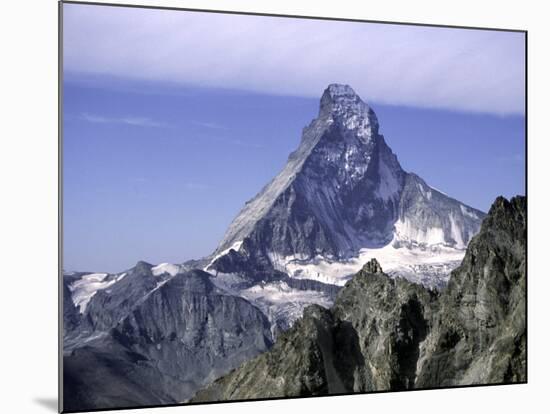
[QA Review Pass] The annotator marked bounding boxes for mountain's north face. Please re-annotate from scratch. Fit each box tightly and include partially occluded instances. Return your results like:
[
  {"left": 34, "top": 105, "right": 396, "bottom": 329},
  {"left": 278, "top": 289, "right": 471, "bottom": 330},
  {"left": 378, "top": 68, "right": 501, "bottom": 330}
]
[{"left": 207, "top": 84, "right": 485, "bottom": 282}]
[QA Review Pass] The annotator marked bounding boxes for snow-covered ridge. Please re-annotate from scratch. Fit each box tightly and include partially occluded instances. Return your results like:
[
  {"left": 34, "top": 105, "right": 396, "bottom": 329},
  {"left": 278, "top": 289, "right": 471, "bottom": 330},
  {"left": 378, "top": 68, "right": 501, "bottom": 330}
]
[
  {"left": 205, "top": 241, "right": 243, "bottom": 272},
  {"left": 69, "top": 272, "right": 126, "bottom": 313},
  {"left": 152, "top": 263, "right": 184, "bottom": 276},
  {"left": 68, "top": 261, "right": 187, "bottom": 314}
]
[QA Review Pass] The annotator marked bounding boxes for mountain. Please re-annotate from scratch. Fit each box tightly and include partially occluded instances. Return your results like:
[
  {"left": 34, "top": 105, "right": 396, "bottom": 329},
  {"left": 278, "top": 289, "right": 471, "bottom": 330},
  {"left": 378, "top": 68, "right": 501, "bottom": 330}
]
[
  {"left": 192, "top": 196, "right": 526, "bottom": 401},
  {"left": 63, "top": 269, "right": 273, "bottom": 412},
  {"left": 63, "top": 261, "right": 183, "bottom": 350},
  {"left": 206, "top": 84, "right": 485, "bottom": 289}
]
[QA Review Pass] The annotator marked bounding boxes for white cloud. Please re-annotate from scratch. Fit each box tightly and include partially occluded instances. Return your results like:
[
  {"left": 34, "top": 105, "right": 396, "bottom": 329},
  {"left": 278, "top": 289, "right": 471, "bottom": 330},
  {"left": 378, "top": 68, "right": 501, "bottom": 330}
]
[
  {"left": 80, "top": 113, "right": 167, "bottom": 127},
  {"left": 63, "top": 4, "right": 525, "bottom": 116},
  {"left": 191, "top": 121, "right": 228, "bottom": 130}
]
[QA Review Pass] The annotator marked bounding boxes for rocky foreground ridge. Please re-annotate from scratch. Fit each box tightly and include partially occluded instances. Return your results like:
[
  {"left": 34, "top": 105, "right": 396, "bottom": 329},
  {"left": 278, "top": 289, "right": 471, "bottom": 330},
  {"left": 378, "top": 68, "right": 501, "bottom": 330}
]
[{"left": 193, "top": 196, "right": 526, "bottom": 401}]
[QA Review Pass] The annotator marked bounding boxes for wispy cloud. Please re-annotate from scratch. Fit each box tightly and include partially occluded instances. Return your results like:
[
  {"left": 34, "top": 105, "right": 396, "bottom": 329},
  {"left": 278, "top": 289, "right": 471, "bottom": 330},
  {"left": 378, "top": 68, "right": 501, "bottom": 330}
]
[
  {"left": 199, "top": 133, "right": 263, "bottom": 149},
  {"left": 64, "top": 4, "right": 525, "bottom": 116},
  {"left": 191, "top": 121, "right": 228, "bottom": 130},
  {"left": 80, "top": 112, "right": 168, "bottom": 128},
  {"left": 190, "top": 121, "right": 262, "bottom": 148},
  {"left": 183, "top": 181, "right": 211, "bottom": 191}
]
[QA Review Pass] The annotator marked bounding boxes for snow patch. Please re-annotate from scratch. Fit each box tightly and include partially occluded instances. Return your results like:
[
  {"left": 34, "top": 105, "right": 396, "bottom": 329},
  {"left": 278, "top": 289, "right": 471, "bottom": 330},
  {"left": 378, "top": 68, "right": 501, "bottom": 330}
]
[
  {"left": 240, "top": 281, "right": 334, "bottom": 333},
  {"left": 205, "top": 240, "right": 243, "bottom": 271},
  {"left": 460, "top": 205, "right": 479, "bottom": 220},
  {"left": 69, "top": 272, "right": 126, "bottom": 313},
  {"left": 449, "top": 213, "right": 465, "bottom": 248},
  {"left": 416, "top": 182, "right": 433, "bottom": 200},
  {"left": 394, "top": 218, "right": 446, "bottom": 246},
  {"left": 376, "top": 158, "right": 400, "bottom": 201},
  {"left": 208, "top": 271, "right": 334, "bottom": 334},
  {"left": 152, "top": 263, "right": 182, "bottom": 277}
]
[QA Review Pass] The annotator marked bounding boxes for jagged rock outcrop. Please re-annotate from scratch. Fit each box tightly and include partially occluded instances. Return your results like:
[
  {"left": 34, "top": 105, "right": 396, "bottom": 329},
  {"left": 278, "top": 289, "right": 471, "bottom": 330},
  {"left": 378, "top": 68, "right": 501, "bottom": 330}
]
[
  {"left": 63, "top": 270, "right": 273, "bottom": 412},
  {"left": 192, "top": 196, "right": 526, "bottom": 401},
  {"left": 415, "top": 196, "right": 527, "bottom": 386}
]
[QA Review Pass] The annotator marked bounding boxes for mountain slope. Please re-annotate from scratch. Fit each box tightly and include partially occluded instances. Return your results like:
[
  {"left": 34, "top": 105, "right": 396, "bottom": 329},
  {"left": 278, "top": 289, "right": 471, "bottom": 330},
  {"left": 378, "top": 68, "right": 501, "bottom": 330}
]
[
  {"left": 63, "top": 270, "right": 273, "bottom": 412},
  {"left": 207, "top": 84, "right": 485, "bottom": 288},
  {"left": 192, "top": 196, "right": 526, "bottom": 401},
  {"left": 415, "top": 196, "right": 527, "bottom": 386},
  {"left": 63, "top": 261, "right": 182, "bottom": 350}
]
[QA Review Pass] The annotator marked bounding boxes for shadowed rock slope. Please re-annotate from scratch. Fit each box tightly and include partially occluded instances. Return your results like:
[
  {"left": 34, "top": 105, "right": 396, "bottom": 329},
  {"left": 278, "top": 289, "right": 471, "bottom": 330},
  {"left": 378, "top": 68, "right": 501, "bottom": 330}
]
[
  {"left": 63, "top": 270, "right": 273, "bottom": 412},
  {"left": 192, "top": 196, "right": 526, "bottom": 402}
]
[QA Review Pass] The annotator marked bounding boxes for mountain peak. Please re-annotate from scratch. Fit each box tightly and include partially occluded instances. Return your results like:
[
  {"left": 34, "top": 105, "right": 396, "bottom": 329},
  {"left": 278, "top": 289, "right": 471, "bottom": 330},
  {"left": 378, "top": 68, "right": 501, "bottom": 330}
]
[
  {"left": 321, "top": 83, "right": 362, "bottom": 109},
  {"left": 325, "top": 83, "right": 358, "bottom": 99},
  {"left": 319, "top": 83, "right": 379, "bottom": 138}
]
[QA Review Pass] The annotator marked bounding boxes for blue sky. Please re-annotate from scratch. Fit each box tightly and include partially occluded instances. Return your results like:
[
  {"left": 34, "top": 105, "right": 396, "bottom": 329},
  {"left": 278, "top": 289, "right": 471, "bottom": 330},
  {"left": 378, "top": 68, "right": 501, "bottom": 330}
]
[{"left": 62, "top": 4, "right": 525, "bottom": 273}]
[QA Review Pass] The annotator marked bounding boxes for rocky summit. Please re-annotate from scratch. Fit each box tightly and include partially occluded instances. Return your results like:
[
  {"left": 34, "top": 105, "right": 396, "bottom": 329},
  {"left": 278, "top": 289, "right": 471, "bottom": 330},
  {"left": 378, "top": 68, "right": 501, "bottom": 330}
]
[{"left": 192, "top": 196, "right": 526, "bottom": 401}]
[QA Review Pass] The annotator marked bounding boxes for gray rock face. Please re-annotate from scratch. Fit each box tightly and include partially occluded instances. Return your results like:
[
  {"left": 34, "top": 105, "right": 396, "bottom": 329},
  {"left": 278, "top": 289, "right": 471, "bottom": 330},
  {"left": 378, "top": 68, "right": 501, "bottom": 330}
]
[
  {"left": 63, "top": 261, "right": 174, "bottom": 350},
  {"left": 192, "top": 196, "right": 526, "bottom": 401},
  {"left": 396, "top": 173, "right": 483, "bottom": 249},
  {"left": 208, "top": 84, "right": 485, "bottom": 282},
  {"left": 63, "top": 270, "right": 273, "bottom": 412},
  {"left": 62, "top": 277, "right": 80, "bottom": 334},
  {"left": 415, "top": 196, "right": 527, "bottom": 386}
]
